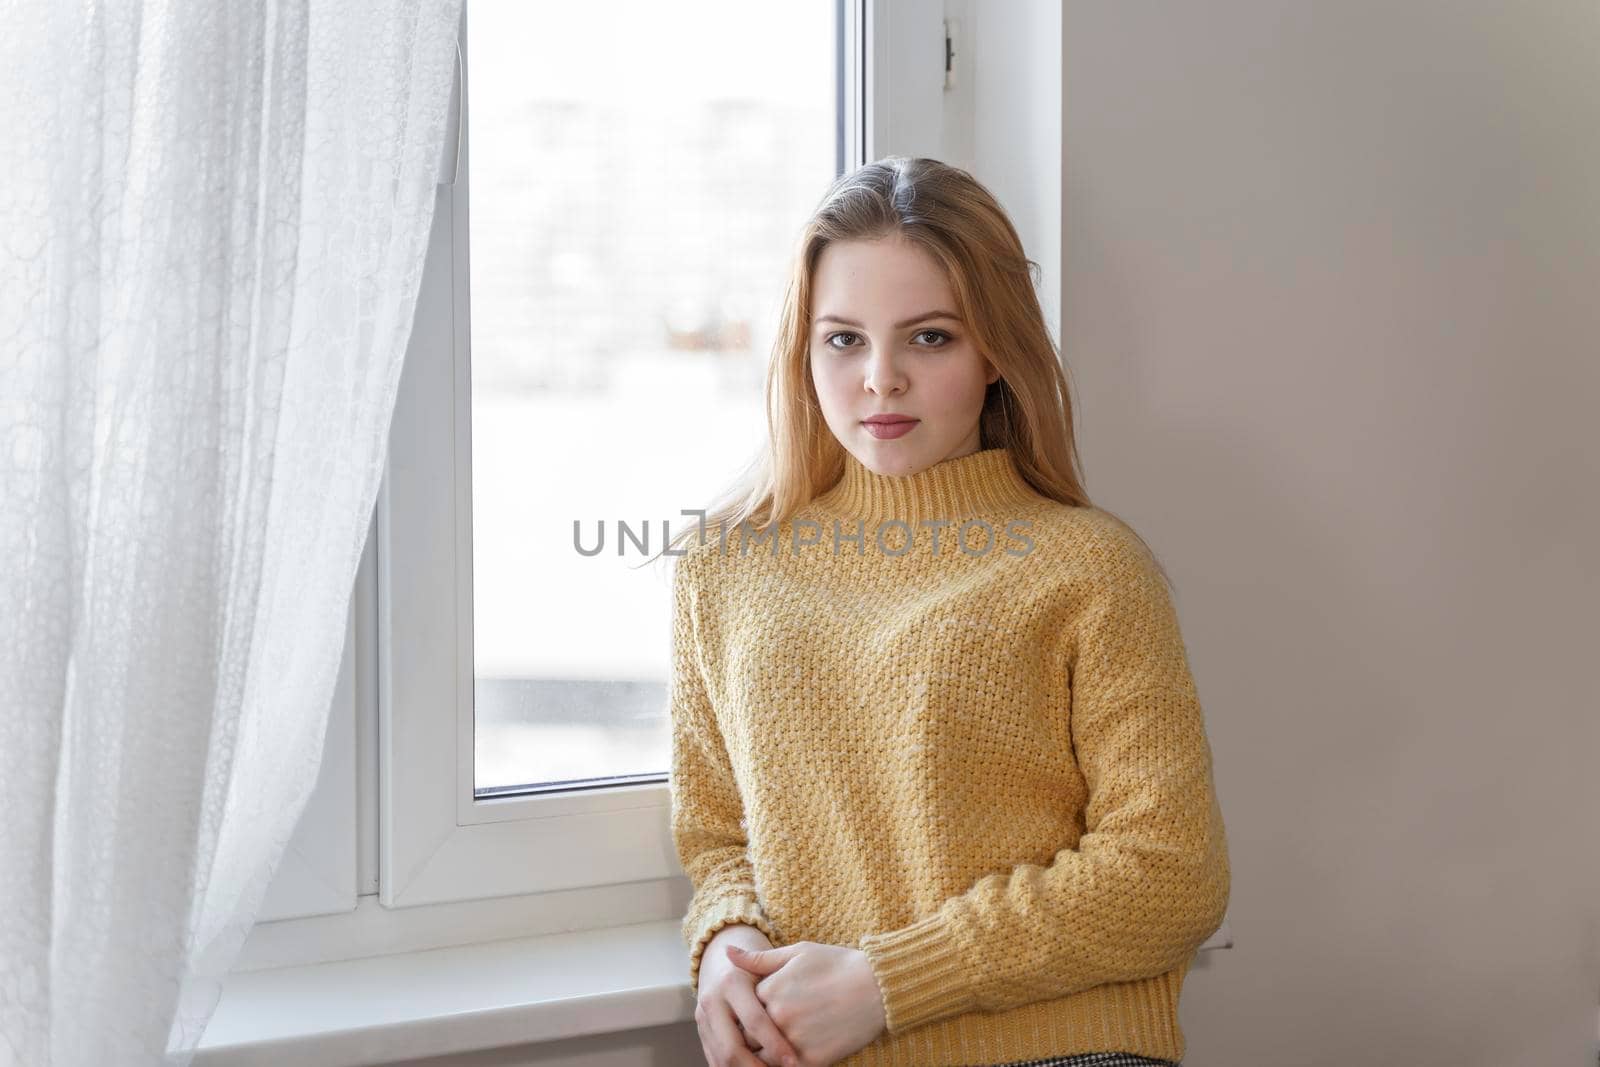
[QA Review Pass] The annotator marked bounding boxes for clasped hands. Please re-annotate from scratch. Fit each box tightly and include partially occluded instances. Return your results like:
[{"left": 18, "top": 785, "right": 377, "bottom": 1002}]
[{"left": 693, "top": 933, "right": 888, "bottom": 1067}]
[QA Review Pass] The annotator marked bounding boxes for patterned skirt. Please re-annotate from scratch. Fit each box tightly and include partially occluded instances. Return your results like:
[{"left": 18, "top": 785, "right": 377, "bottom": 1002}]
[{"left": 981, "top": 1054, "right": 1180, "bottom": 1067}]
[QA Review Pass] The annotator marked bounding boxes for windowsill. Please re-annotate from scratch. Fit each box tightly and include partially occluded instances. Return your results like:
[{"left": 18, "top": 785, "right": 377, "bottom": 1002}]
[
  {"left": 193, "top": 915, "right": 1233, "bottom": 1066},
  {"left": 192, "top": 917, "right": 692, "bottom": 1066}
]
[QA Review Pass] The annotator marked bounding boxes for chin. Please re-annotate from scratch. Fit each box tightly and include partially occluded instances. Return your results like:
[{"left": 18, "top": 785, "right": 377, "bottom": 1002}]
[{"left": 862, "top": 440, "right": 934, "bottom": 470}]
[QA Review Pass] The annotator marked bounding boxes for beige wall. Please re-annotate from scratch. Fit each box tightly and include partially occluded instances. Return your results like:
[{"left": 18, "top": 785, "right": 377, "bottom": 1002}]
[{"left": 1063, "top": 2, "right": 1600, "bottom": 1063}]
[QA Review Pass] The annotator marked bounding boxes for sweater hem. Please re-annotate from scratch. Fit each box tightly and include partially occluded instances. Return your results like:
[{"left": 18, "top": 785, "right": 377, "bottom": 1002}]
[{"left": 835, "top": 961, "right": 1188, "bottom": 1067}]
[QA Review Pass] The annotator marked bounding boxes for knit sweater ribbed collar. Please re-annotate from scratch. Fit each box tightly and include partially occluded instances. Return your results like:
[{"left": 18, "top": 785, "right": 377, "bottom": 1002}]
[{"left": 809, "top": 446, "right": 1041, "bottom": 527}]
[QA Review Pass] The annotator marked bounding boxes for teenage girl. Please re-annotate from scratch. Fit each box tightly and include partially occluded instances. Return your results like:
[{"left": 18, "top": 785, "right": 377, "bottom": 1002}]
[{"left": 661, "top": 156, "right": 1229, "bottom": 1067}]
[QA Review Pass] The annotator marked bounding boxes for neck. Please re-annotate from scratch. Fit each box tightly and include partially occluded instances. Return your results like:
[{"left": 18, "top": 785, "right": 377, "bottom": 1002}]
[{"left": 810, "top": 446, "right": 1041, "bottom": 526}]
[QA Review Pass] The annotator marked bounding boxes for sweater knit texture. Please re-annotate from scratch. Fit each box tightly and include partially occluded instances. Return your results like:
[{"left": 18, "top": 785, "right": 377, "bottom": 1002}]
[{"left": 669, "top": 446, "right": 1229, "bottom": 1066}]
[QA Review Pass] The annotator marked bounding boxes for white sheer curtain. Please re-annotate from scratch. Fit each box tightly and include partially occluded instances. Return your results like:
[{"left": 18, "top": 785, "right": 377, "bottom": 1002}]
[{"left": 0, "top": 1, "right": 463, "bottom": 1063}]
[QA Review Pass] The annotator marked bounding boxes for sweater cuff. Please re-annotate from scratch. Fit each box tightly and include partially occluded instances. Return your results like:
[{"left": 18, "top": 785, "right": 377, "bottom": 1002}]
[
  {"left": 857, "top": 907, "right": 979, "bottom": 1034},
  {"left": 685, "top": 891, "right": 778, "bottom": 996}
]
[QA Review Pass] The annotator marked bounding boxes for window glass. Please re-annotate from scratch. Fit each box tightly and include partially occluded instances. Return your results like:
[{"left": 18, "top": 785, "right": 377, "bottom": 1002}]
[{"left": 466, "top": 1, "right": 840, "bottom": 795}]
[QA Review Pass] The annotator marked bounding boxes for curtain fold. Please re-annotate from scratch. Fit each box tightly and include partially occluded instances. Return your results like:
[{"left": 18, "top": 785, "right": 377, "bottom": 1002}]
[{"left": 0, "top": 1, "right": 464, "bottom": 1062}]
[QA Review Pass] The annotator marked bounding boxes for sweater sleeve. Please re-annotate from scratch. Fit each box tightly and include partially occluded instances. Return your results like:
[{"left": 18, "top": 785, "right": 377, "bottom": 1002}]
[
  {"left": 667, "top": 550, "right": 780, "bottom": 998},
  {"left": 856, "top": 528, "right": 1231, "bottom": 1036}
]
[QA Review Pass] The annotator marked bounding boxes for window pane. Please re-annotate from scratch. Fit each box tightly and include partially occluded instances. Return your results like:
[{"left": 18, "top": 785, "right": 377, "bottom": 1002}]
[{"left": 466, "top": 1, "right": 839, "bottom": 796}]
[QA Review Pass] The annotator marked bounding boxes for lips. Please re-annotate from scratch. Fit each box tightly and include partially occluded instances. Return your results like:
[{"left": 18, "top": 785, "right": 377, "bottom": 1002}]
[{"left": 862, "top": 416, "right": 919, "bottom": 439}]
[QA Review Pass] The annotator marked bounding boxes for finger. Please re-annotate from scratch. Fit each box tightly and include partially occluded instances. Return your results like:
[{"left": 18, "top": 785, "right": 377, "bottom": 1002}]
[
  {"left": 729, "top": 985, "right": 799, "bottom": 1067},
  {"left": 736, "top": 1023, "right": 779, "bottom": 1067},
  {"left": 697, "top": 1019, "right": 722, "bottom": 1067},
  {"left": 739, "top": 1023, "right": 786, "bottom": 1067},
  {"left": 707, "top": 996, "right": 768, "bottom": 1067},
  {"left": 696, "top": 1004, "right": 718, "bottom": 1065}
]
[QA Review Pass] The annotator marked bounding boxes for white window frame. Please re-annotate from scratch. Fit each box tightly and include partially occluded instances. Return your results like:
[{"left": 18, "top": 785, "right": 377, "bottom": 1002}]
[
  {"left": 246, "top": 0, "right": 998, "bottom": 964},
  {"left": 382, "top": 0, "right": 867, "bottom": 915},
  {"left": 251, "top": 516, "right": 367, "bottom": 922}
]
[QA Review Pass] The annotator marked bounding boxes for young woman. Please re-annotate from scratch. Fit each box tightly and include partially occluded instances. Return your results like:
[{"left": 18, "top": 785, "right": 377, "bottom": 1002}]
[{"left": 661, "top": 157, "right": 1229, "bottom": 1067}]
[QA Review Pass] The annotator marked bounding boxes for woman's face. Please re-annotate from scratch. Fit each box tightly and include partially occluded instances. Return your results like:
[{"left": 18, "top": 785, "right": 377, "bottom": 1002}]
[{"left": 808, "top": 233, "right": 1000, "bottom": 476}]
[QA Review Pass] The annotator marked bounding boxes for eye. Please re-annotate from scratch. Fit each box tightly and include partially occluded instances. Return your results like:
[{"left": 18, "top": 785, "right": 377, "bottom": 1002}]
[{"left": 821, "top": 329, "right": 952, "bottom": 351}]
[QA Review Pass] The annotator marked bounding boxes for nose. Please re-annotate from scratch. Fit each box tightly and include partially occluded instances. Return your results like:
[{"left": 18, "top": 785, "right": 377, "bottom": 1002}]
[{"left": 863, "top": 349, "right": 907, "bottom": 397}]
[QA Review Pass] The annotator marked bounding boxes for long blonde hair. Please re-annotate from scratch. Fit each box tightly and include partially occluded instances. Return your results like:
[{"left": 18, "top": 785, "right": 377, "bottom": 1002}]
[{"left": 651, "top": 156, "right": 1167, "bottom": 587}]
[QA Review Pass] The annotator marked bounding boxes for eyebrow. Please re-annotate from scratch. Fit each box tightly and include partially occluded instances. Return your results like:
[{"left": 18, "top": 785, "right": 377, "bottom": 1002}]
[{"left": 813, "top": 310, "right": 963, "bottom": 330}]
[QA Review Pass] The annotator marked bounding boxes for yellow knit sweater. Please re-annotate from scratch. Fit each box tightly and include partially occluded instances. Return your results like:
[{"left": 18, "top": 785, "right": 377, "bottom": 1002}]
[{"left": 669, "top": 446, "right": 1229, "bottom": 1066}]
